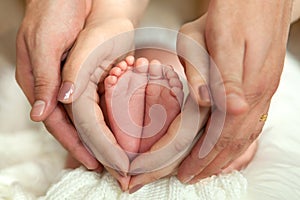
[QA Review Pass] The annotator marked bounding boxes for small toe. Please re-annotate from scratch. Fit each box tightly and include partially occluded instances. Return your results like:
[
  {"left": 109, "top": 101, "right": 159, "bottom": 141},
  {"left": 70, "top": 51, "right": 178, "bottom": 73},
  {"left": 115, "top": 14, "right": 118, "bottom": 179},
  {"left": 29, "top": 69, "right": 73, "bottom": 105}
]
[
  {"left": 169, "top": 78, "right": 183, "bottom": 89},
  {"left": 117, "top": 61, "right": 128, "bottom": 71},
  {"left": 110, "top": 67, "right": 123, "bottom": 77},
  {"left": 105, "top": 75, "right": 118, "bottom": 87},
  {"left": 126, "top": 56, "right": 135, "bottom": 66},
  {"left": 165, "top": 68, "right": 179, "bottom": 79}
]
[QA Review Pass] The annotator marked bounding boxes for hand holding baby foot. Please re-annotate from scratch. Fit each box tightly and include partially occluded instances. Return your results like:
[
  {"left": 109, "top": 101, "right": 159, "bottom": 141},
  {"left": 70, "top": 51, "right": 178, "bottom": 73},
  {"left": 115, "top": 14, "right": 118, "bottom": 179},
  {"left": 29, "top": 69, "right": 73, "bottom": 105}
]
[
  {"left": 175, "top": 0, "right": 292, "bottom": 183},
  {"left": 101, "top": 56, "right": 185, "bottom": 190},
  {"left": 16, "top": 0, "right": 150, "bottom": 176},
  {"left": 16, "top": 0, "right": 101, "bottom": 170}
]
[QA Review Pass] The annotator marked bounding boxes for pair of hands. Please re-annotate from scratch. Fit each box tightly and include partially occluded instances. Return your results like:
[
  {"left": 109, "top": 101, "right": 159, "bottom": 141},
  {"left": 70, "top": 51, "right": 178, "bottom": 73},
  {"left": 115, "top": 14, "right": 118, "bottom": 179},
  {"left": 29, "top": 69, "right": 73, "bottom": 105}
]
[{"left": 16, "top": 0, "right": 293, "bottom": 192}]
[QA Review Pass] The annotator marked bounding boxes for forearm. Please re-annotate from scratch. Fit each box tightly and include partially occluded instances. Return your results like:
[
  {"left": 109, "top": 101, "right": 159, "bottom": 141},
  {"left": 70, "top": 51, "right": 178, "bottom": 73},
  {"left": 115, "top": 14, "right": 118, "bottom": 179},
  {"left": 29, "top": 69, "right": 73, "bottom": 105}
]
[{"left": 89, "top": 0, "right": 149, "bottom": 26}]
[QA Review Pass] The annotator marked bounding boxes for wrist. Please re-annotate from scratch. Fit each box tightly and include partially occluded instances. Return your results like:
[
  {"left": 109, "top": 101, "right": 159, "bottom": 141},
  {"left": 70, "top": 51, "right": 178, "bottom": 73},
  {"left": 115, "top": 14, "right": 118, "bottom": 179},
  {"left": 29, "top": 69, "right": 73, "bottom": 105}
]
[{"left": 89, "top": 0, "right": 149, "bottom": 27}]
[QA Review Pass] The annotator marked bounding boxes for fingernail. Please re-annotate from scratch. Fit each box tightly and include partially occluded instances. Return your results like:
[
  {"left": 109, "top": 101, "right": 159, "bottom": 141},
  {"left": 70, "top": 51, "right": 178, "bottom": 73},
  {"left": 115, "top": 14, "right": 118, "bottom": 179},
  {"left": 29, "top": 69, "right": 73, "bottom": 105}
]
[
  {"left": 129, "top": 184, "right": 143, "bottom": 194},
  {"left": 199, "top": 85, "right": 211, "bottom": 103},
  {"left": 57, "top": 81, "right": 75, "bottom": 102},
  {"left": 182, "top": 175, "right": 194, "bottom": 184},
  {"left": 31, "top": 100, "right": 46, "bottom": 117}
]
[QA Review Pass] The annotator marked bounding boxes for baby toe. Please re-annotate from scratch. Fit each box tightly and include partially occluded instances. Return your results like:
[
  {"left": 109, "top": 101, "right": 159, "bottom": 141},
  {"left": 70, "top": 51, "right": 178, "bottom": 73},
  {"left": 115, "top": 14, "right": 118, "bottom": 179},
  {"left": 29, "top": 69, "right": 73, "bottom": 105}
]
[{"left": 134, "top": 57, "right": 149, "bottom": 74}]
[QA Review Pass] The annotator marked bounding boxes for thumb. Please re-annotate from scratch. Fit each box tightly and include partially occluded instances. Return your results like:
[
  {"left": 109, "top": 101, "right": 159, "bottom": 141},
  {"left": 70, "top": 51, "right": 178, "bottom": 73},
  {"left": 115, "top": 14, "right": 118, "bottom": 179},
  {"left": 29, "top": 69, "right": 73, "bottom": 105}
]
[
  {"left": 206, "top": 32, "right": 249, "bottom": 115},
  {"left": 57, "top": 23, "right": 134, "bottom": 104},
  {"left": 177, "top": 15, "right": 211, "bottom": 107},
  {"left": 30, "top": 50, "right": 61, "bottom": 122}
]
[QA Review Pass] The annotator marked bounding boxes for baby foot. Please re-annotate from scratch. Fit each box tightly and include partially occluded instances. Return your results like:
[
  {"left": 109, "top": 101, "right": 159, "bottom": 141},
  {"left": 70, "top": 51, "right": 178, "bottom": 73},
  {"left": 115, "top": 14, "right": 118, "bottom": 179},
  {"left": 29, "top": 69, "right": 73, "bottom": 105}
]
[
  {"left": 104, "top": 56, "right": 149, "bottom": 156},
  {"left": 139, "top": 60, "right": 184, "bottom": 153},
  {"left": 104, "top": 56, "right": 184, "bottom": 158}
]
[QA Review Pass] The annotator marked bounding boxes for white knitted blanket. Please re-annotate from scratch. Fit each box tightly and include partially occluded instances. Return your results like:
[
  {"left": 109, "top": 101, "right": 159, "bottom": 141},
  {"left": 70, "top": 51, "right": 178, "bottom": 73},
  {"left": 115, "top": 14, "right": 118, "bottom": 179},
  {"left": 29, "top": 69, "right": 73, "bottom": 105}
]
[
  {"left": 41, "top": 168, "right": 246, "bottom": 200},
  {"left": 0, "top": 129, "right": 247, "bottom": 200},
  {"left": 1, "top": 166, "right": 247, "bottom": 200}
]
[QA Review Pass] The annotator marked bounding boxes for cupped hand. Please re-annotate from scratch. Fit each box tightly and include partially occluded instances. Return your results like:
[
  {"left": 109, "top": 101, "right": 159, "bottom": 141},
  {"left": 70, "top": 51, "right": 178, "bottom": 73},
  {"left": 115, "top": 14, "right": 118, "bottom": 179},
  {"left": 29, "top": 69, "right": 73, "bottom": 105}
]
[
  {"left": 177, "top": 0, "right": 293, "bottom": 183},
  {"left": 58, "top": 0, "right": 149, "bottom": 191},
  {"left": 128, "top": 96, "right": 210, "bottom": 193},
  {"left": 16, "top": 0, "right": 100, "bottom": 169},
  {"left": 127, "top": 15, "right": 211, "bottom": 192},
  {"left": 62, "top": 17, "right": 135, "bottom": 189}
]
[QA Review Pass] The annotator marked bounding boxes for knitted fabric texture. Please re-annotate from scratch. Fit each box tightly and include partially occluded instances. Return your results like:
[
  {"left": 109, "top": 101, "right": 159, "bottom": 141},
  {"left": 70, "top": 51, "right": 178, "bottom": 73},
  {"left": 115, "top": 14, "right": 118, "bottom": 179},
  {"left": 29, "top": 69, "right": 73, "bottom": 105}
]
[{"left": 39, "top": 167, "right": 247, "bottom": 200}]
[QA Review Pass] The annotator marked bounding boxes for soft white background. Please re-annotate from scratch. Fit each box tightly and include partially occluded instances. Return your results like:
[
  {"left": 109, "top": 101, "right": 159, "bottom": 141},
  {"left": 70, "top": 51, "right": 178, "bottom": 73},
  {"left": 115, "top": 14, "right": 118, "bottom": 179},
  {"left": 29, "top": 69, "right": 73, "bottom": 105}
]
[{"left": 0, "top": 0, "right": 300, "bottom": 199}]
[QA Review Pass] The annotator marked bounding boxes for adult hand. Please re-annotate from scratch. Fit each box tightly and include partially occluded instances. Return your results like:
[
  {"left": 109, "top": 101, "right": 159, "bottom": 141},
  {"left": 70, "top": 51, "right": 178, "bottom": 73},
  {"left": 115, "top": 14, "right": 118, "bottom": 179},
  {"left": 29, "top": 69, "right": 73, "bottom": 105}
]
[
  {"left": 58, "top": 0, "right": 149, "bottom": 190},
  {"left": 127, "top": 15, "right": 211, "bottom": 192},
  {"left": 177, "top": 0, "right": 293, "bottom": 183},
  {"left": 16, "top": 0, "right": 100, "bottom": 170},
  {"left": 16, "top": 0, "right": 149, "bottom": 176}
]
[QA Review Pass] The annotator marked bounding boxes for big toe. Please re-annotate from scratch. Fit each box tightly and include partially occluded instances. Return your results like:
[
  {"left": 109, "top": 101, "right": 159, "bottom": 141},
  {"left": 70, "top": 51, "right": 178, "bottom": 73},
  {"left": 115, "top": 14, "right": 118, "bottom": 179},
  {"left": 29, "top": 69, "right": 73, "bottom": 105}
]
[{"left": 134, "top": 57, "right": 149, "bottom": 74}]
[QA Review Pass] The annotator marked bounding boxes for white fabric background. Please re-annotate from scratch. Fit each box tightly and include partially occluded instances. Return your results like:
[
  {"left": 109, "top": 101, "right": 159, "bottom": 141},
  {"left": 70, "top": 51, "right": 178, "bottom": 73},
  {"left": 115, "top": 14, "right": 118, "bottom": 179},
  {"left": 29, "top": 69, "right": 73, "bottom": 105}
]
[{"left": 0, "top": 0, "right": 300, "bottom": 199}]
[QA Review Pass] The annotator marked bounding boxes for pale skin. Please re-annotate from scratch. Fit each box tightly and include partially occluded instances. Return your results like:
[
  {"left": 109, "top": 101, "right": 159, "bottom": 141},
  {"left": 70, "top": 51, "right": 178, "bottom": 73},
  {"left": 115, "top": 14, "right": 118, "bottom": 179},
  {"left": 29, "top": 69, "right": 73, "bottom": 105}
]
[
  {"left": 16, "top": 0, "right": 300, "bottom": 192},
  {"left": 16, "top": 0, "right": 149, "bottom": 177},
  {"left": 112, "top": 52, "right": 257, "bottom": 192},
  {"left": 82, "top": 52, "right": 257, "bottom": 192},
  {"left": 129, "top": 0, "right": 300, "bottom": 189},
  {"left": 99, "top": 56, "right": 184, "bottom": 190}
]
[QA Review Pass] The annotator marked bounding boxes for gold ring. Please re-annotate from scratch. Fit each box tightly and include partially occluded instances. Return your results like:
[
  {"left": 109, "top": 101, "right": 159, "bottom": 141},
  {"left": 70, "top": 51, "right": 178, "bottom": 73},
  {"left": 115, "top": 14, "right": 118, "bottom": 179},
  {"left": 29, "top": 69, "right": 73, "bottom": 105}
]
[{"left": 259, "top": 114, "right": 268, "bottom": 122}]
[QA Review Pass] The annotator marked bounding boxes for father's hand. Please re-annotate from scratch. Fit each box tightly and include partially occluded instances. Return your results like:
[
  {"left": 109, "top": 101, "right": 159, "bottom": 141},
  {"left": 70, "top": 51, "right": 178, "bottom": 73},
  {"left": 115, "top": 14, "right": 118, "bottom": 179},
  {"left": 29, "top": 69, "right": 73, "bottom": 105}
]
[
  {"left": 177, "top": 0, "right": 293, "bottom": 183},
  {"left": 16, "top": 0, "right": 100, "bottom": 170}
]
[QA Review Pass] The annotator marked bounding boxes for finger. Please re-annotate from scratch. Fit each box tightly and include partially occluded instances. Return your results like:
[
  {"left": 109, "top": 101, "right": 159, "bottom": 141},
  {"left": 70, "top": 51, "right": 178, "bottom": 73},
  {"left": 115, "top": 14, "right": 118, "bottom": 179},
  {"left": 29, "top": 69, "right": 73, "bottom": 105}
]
[
  {"left": 206, "top": 22, "right": 249, "bottom": 115},
  {"left": 188, "top": 138, "right": 250, "bottom": 183},
  {"left": 24, "top": 30, "right": 72, "bottom": 122},
  {"left": 177, "top": 15, "right": 211, "bottom": 106},
  {"left": 180, "top": 100, "right": 268, "bottom": 183},
  {"left": 222, "top": 140, "right": 258, "bottom": 174},
  {"left": 66, "top": 80, "right": 130, "bottom": 174},
  {"left": 105, "top": 167, "right": 131, "bottom": 191},
  {"left": 128, "top": 158, "right": 178, "bottom": 194},
  {"left": 129, "top": 96, "right": 207, "bottom": 175},
  {"left": 16, "top": 33, "right": 60, "bottom": 122},
  {"left": 16, "top": 34, "right": 35, "bottom": 104},
  {"left": 44, "top": 104, "right": 100, "bottom": 170},
  {"left": 177, "top": 107, "right": 244, "bottom": 183},
  {"left": 58, "top": 21, "right": 134, "bottom": 103},
  {"left": 189, "top": 135, "right": 259, "bottom": 183}
]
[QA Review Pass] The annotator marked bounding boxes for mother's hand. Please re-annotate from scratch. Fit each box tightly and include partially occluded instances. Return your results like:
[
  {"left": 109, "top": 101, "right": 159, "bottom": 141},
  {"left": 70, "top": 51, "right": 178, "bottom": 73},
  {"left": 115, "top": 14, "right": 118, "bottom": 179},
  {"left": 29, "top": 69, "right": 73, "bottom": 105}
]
[
  {"left": 16, "top": 0, "right": 149, "bottom": 176},
  {"left": 59, "top": 0, "right": 149, "bottom": 190},
  {"left": 177, "top": 0, "right": 293, "bottom": 183},
  {"left": 16, "top": 0, "right": 100, "bottom": 170}
]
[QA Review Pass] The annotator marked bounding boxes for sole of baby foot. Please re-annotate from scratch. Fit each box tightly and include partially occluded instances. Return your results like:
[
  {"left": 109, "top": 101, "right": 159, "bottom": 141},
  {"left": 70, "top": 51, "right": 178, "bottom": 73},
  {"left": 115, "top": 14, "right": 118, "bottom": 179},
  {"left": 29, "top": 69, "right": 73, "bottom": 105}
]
[
  {"left": 104, "top": 56, "right": 149, "bottom": 158},
  {"left": 139, "top": 60, "right": 184, "bottom": 153}
]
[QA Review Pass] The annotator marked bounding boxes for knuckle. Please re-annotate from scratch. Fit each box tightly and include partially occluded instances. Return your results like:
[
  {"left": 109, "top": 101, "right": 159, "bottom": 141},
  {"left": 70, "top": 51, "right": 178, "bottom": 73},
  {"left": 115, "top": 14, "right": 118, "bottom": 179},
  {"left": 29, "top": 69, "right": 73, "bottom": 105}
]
[
  {"left": 222, "top": 76, "right": 242, "bottom": 91},
  {"left": 213, "top": 74, "right": 242, "bottom": 95},
  {"left": 229, "top": 138, "right": 248, "bottom": 153},
  {"left": 214, "top": 135, "right": 233, "bottom": 152},
  {"left": 173, "top": 136, "right": 193, "bottom": 153},
  {"left": 34, "top": 75, "right": 60, "bottom": 91},
  {"left": 249, "top": 129, "right": 262, "bottom": 142},
  {"left": 244, "top": 84, "right": 266, "bottom": 105}
]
